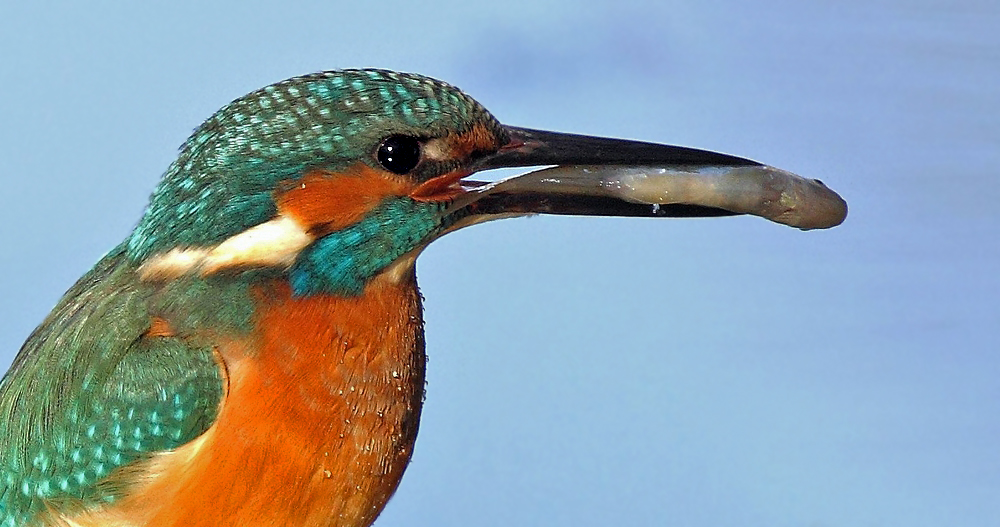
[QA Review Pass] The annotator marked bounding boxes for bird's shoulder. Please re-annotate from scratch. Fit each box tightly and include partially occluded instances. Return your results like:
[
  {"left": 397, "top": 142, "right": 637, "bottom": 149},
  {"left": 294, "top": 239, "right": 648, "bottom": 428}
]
[{"left": 0, "top": 245, "right": 226, "bottom": 526}]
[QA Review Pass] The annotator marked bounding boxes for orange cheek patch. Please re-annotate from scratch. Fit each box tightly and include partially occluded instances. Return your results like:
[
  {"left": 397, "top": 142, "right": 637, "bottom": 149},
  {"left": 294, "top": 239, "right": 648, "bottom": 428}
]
[{"left": 275, "top": 164, "right": 414, "bottom": 234}]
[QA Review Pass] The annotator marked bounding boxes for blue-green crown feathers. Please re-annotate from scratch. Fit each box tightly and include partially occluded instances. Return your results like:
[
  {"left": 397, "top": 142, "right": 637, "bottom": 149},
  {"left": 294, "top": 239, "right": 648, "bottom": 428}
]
[{"left": 126, "top": 69, "right": 502, "bottom": 263}]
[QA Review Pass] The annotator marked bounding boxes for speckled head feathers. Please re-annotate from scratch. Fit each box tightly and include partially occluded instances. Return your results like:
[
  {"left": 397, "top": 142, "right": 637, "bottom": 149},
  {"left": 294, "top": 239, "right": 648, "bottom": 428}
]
[{"left": 127, "top": 69, "right": 505, "bottom": 263}]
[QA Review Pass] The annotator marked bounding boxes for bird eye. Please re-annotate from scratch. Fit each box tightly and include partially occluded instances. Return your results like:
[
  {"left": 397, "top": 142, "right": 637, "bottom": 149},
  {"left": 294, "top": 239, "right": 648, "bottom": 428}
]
[{"left": 376, "top": 135, "right": 422, "bottom": 175}]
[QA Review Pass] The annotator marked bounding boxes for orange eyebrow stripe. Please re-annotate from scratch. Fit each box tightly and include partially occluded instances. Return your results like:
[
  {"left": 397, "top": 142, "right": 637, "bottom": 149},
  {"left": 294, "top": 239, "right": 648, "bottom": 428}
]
[
  {"left": 276, "top": 165, "right": 413, "bottom": 233},
  {"left": 145, "top": 317, "right": 175, "bottom": 338},
  {"left": 446, "top": 122, "right": 500, "bottom": 159}
]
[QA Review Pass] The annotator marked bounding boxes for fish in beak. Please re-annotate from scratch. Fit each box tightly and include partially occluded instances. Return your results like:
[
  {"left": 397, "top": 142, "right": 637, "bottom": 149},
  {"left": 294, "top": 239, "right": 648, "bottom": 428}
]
[{"left": 446, "top": 126, "right": 847, "bottom": 231}]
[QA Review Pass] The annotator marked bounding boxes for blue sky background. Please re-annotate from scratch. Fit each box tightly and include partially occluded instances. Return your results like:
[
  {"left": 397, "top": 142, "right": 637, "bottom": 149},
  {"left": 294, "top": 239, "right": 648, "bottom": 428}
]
[{"left": 1, "top": 1, "right": 997, "bottom": 526}]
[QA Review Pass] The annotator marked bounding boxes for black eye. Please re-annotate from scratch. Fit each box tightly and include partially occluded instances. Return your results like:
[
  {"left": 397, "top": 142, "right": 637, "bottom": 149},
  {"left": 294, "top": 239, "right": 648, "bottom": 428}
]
[{"left": 376, "top": 135, "right": 422, "bottom": 175}]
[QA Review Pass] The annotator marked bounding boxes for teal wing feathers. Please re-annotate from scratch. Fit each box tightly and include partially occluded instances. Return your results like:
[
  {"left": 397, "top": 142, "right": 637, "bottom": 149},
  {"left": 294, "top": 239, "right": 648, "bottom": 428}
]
[{"left": 0, "top": 245, "right": 224, "bottom": 526}]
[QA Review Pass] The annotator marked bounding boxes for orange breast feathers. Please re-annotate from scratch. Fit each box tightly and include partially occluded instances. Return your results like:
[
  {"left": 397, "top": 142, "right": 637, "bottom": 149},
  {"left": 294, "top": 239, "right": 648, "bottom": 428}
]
[{"left": 79, "top": 273, "right": 427, "bottom": 527}]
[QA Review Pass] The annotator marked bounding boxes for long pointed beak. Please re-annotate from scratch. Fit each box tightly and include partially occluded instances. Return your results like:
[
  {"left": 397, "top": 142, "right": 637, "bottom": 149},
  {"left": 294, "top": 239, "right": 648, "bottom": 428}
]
[
  {"left": 474, "top": 126, "right": 760, "bottom": 169},
  {"left": 452, "top": 126, "right": 847, "bottom": 230}
]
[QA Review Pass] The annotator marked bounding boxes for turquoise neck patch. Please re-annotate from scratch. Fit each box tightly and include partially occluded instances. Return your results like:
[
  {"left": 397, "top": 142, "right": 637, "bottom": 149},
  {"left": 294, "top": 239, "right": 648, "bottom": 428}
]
[{"left": 290, "top": 198, "right": 447, "bottom": 296}]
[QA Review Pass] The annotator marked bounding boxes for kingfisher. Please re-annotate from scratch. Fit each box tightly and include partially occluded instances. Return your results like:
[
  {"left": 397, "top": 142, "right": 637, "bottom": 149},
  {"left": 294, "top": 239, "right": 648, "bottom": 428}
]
[{"left": 0, "top": 69, "right": 845, "bottom": 527}]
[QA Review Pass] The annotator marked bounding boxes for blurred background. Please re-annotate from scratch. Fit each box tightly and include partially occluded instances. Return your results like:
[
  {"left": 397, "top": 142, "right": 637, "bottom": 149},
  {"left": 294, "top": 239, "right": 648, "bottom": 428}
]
[{"left": 1, "top": 1, "right": 997, "bottom": 526}]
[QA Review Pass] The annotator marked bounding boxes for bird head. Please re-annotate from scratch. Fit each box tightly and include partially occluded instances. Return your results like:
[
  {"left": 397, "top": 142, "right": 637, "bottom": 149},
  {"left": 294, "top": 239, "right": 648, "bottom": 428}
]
[{"left": 128, "top": 69, "right": 846, "bottom": 296}]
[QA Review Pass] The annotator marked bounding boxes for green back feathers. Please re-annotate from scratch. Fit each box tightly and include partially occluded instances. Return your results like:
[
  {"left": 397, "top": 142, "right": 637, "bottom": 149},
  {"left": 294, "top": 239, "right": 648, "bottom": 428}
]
[{"left": 0, "top": 246, "right": 226, "bottom": 526}]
